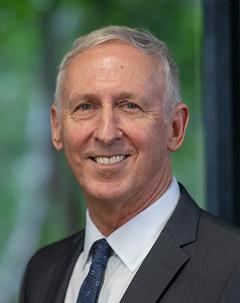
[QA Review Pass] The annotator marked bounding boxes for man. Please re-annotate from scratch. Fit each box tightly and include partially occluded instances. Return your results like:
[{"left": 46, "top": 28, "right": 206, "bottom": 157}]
[{"left": 20, "top": 26, "right": 240, "bottom": 302}]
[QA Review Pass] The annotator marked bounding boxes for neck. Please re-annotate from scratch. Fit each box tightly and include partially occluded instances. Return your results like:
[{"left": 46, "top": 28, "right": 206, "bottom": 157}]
[{"left": 86, "top": 168, "right": 173, "bottom": 236}]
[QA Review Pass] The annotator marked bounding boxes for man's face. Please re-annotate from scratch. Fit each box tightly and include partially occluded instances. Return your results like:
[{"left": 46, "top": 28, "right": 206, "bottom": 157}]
[{"left": 51, "top": 42, "right": 187, "bottom": 208}]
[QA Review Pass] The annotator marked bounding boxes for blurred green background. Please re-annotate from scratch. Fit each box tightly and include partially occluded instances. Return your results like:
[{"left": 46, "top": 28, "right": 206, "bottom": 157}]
[{"left": 0, "top": 0, "right": 203, "bottom": 301}]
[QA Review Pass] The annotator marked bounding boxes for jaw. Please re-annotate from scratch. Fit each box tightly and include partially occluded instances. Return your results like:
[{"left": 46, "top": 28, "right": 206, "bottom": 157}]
[
  {"left": 84, "top": 163, "right": 173, "bottom": 236},
  {"left": 82, "top": 154, "right": 172, "bottom": 204}
]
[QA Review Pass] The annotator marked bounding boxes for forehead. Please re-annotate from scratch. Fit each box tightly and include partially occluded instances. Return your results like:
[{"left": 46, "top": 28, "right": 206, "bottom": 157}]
[{"left": 61, "top": 41, "right": 163, "bottom": 99}]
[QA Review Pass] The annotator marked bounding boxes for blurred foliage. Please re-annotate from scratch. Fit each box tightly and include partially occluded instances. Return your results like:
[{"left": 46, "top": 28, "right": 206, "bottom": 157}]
[{"left": 0, "top": 0, "right": 203, "bottom": 301}]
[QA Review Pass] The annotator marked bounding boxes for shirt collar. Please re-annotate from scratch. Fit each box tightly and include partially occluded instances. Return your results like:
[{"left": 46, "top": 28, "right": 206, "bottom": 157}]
[
  {"left": 83, "top": 177, "right": 180, "bottom": 272},
  {"left": 81, "top": 212, "right": 105, "bottom": 267}
]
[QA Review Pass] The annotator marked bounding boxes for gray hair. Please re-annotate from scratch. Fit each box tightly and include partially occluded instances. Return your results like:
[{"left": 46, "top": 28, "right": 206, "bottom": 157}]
[{"left": 54, "top": 25, "right": 181, "bottom": 117}]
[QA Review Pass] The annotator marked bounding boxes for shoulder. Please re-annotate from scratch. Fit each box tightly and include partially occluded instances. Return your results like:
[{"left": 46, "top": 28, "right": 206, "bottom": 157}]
[
  {"left": 178, "top": 183, "right": 240, "bottom": 262},
  {"left": 200, "top": 208, "right": 240, "bottom": 234},
  {"left": 176, "top": 185, "right": 240, "bottom": 300},
  {"left": 20, "top": 230, "right": 85, "bottom": 302},
  {"left": 179, "top": 182, "right": 240, "bottom": 242},
  {"left": 198, "top": 208, "right": 240, "bottom": 248},
  {"left": 197, "top": 211, "right": 240, "bottom": 301},
  {"left": 24, "top": 231, "right": 85, "bottom": 282},
  {"left": 27, "top": 229, "right": 85, "bottom": 268}
]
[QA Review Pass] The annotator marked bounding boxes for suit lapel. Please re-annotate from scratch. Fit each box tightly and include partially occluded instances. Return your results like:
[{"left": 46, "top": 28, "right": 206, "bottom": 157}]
[
  {"left": 120, "top": 231, "right": 190, "bottom": 303},
  {"left": 45, "top": 231, "right": 85, "bottom": 303},
  {"left": 120, "top": 185, "right": 200, "bottom": 303}
]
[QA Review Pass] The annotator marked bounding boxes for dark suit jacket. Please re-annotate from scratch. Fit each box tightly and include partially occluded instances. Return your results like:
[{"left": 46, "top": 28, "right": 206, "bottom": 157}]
[{"left": 20, "top": 185, "right": 240, "bottom": 302}]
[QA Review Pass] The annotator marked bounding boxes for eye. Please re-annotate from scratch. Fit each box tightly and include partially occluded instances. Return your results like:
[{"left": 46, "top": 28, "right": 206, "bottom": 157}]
[
  {"left": 78, "top": 103, "right": 93, "bottom": 110},
  {"left": 125, "top": 102, "right": 138, "bottom": 109},
  {"left": 120, "top": 101, "right": 140, "bottom": 111}
]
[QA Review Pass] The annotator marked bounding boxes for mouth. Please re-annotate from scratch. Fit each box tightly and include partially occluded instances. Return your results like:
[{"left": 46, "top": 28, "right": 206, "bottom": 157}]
[{"left": 90, "top": 154, "right": 129, "bottom": 165}]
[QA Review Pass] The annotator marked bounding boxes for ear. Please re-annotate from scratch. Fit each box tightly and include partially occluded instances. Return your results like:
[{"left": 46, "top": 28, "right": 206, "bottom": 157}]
[
  {"left": 50, "top": 104, "right": 63, "bottom": 151},
  {"left": 167, "top": 102, "right": 189, "bottom": 152}
]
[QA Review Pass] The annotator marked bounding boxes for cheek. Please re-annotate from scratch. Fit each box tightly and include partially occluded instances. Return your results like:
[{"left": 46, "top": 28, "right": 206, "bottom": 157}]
[
  {"left": 128, "top": 129, "right": 160, "bottom": 161},
  {"left": 63, "top": 130, "right": 81, "bottom": 151},
  {"left": 62, "top": 123, "right": 92, "bottom": 150},
  {"left": 140, "top": 126, "right": 169, "bottom": 157},
  {"left": 131, "top": 122, "right": 163, "bottom": 145}
]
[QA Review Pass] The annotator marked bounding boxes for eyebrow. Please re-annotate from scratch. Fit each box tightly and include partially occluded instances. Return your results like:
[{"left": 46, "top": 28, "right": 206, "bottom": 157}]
[
  {"left": 115, "top": 92, "right": 151, "bottom": 107},
  {"left": 68, "top": 93, "right": 98, "bottom": 103},
  {"left": 68, "top": 91, "right": 150, "bottom": 106}
]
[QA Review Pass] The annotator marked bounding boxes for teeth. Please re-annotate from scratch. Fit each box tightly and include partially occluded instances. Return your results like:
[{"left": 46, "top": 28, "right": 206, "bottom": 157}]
[
  {"left": 94, "top": 155, "right": 126, "bottom": 165},
  {"left": 110, "top": 155, "right": 125, "bottom": 164}
]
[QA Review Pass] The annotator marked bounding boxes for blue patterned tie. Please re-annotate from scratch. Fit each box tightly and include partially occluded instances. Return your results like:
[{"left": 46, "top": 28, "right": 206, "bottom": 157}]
[{"left": 77, "top": 239, "right": 112, "bottom": 303}]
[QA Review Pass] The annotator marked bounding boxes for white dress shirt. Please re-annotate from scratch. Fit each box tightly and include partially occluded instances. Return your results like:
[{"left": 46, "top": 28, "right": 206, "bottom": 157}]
[{"left": 64, "top": 177, "right": 180, "bottom": 303}]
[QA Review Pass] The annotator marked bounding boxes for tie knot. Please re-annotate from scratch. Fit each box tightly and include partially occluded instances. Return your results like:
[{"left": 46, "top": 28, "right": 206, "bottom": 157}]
[{"left": 91, "top": 239, "right": 112, "bottom": 267}]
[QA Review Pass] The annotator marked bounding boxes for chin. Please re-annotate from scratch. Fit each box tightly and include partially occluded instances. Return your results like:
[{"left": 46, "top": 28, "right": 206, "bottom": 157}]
[{"left": 86, "top": 183, "right": 131, "bottom": 204}]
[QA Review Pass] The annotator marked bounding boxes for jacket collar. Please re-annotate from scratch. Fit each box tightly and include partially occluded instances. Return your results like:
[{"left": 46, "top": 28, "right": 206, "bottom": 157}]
[
  {"left": 120, "top": 184, "right": 200, "bottom": 303},
  {"left": 44, "top": 231, "right": 85, "bottom": 303}
]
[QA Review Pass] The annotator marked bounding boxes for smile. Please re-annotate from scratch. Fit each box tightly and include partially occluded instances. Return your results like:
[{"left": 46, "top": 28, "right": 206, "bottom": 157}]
[{"left": 92, "top": 155, "right": 128, "bottom": 165}]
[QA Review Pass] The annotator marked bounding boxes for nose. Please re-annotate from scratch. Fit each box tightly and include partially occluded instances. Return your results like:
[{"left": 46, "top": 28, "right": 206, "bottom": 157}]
[{"left": 93, "top": 107, "right": 123, "bottom": 145}]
